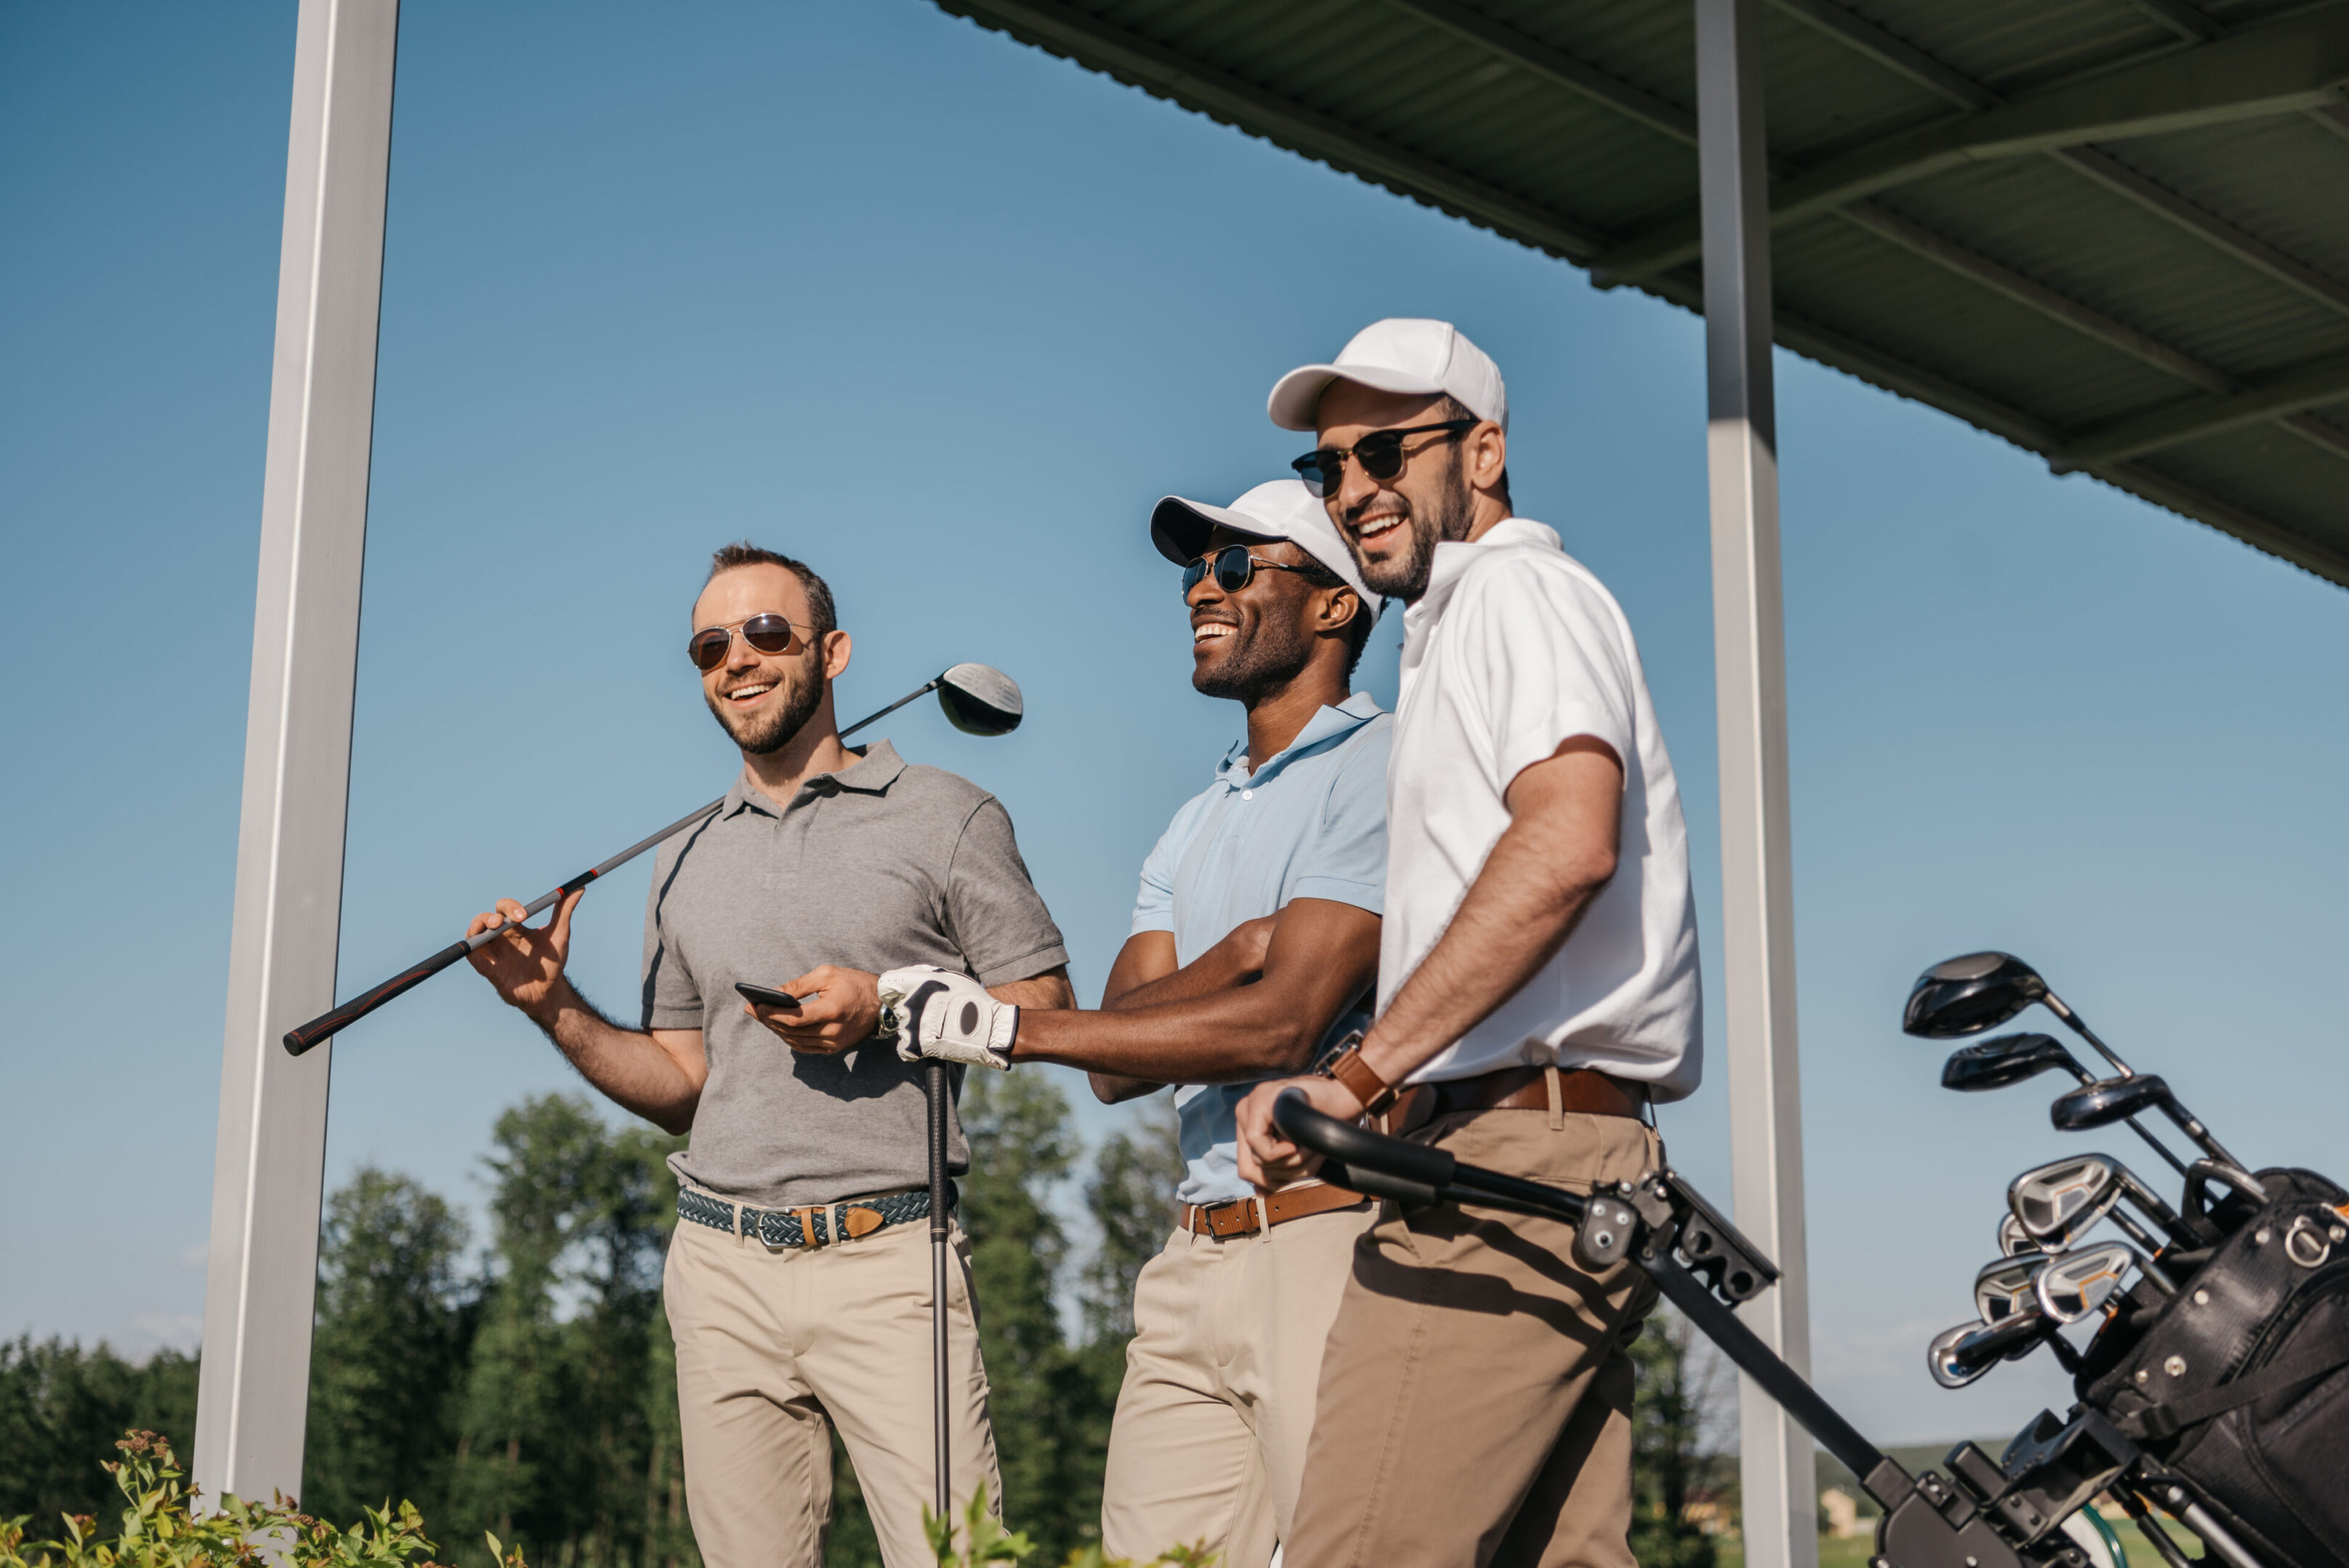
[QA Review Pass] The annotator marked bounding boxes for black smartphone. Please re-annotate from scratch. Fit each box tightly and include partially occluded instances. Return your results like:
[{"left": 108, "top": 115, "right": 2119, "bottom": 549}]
[{"left": 735, "top": 981, "right": 809, "bottom": 1010}]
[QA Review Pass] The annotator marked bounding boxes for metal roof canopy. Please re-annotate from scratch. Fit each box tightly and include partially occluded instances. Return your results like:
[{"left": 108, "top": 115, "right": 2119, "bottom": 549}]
[{"left": 934, "top": 0, "right": 2349, "bottom": 585}]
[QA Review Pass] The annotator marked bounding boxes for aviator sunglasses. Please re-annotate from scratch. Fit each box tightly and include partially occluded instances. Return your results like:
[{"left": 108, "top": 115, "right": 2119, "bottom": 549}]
[
  {"left": 1290, "top": 418, "right": 1477, "bottom": 494},
  {"left": 688, "top": 613, "right": 818, "bottom": 671},
  {"left": 1181, "top": 545, "right": 1331, "bottom": 597}
]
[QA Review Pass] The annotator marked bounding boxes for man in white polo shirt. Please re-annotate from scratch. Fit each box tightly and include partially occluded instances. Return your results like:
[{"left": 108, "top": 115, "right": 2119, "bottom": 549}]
[{"left": 1235, "top": 319, "right": 1702, "bottom": 1568}]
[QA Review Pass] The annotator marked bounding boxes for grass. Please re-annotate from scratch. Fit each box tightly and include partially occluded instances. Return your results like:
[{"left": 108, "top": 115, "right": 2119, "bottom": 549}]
[{"left": 1709, "top": 1515, "right": 2181, "bottom": 1568}]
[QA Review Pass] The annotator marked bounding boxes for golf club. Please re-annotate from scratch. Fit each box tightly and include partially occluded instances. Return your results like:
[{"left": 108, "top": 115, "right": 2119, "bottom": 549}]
[
  {"left": 2050, "top": 1074, "right": 2247, "bottom": 1176},
  {"left": 2006, "top": 1155, "right": 2184, "bottom": 1273},
  {"left": 1973, "top": 1255, "right": 2083, "bottom": 1371},
  {"left": 2033, "top": 1241, "right": 2154, "bottom": 1324},
  {"left": 1997, "top": 1212, "right": 2041, "bottom": 1257},
  {"left": 1940, "top": 1032, "right": 2189, "bottom": 1177},
  {"left": 281, "top": 663, "right": 1024, "bottom": 1055},
  {"left": 1927, "top": 1310, "right": 2053, "bottom": 1389},
  {"left": 1903, "top": 951, "right": 2135, "bottom": 1074}
]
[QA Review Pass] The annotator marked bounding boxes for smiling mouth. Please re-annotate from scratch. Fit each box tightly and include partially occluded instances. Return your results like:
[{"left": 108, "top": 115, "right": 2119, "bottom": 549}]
[
  {"left": 724, "top": 681, "right": 776, "bottom": 706},
  {"left": 1353, "top": 510, "right": 1407, "bottom": 544},
  {"left": 1193, "top": 621, "right": 1235, "bottom": 646}
]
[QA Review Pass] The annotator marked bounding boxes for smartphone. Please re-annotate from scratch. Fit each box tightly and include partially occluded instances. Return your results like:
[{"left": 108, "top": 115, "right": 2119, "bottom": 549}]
[{"left": 735, "top": 981, "right": 814, "bottom": 1010}]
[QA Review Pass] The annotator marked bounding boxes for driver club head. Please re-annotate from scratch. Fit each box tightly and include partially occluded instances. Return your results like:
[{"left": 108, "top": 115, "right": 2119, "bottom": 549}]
[
  {"left": 2033, "top": 1243, "right": 2134, "bottom": 1324},
  {"left": 1904, "top": 952, "right": 2051, "bottom": 1039},
  {"left": 2051, "top": 1074, "right": 2168, "bottom": 1132},
  {"left": 936, "top": 663, "right": 1024, "bottom": 736},
  {"left": 2009, "top": 1155, "right": 2124, "bottom": 1247},
  {"left": 1940, "top": 1032, "right": 2087, "bottom": 1093}
]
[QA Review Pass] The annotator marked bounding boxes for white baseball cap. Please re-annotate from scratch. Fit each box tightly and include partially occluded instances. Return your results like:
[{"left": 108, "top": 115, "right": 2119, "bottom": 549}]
[
  {"left": 1267, "top": 317, "right": 1508, "bottom": 433},
  {"left": 1150, "top": 479, "right": 1384, "bottom": 619}
]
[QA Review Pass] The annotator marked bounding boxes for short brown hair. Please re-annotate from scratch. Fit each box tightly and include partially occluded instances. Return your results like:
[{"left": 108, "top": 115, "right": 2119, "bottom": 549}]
[
  {"left": 706, "top": 542, "right": 837, "bottom": 638},
  {"left": 1437, "top": 395, "right": 1511, "bottom": 510}
]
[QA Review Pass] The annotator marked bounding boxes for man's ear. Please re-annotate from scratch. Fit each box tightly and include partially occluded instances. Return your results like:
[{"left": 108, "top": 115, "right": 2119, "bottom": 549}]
[
  {"left": 1319, "top": 586, "right": 1360, "bottom": 633},
  {"left": 821, "top": 629, "right": 853, "bottom": 682},
  {"left": 1468, "top": 422, "right": 1508, "bottom": 493}
]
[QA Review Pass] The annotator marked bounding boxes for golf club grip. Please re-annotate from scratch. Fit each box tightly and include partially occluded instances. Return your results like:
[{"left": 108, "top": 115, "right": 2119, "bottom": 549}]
[{"left": 282, "top": 940, "right": 472, "bottom": 1055}]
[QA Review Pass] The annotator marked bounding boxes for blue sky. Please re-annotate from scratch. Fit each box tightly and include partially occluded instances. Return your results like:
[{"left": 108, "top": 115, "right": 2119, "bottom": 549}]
[{"left": 5, "top": 1, "right": 2346, "bottom": 1447}]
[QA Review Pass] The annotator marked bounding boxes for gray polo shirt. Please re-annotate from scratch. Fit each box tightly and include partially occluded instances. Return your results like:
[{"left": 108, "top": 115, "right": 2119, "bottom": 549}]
[{"left": 640, "top": 740, "right": 1068, "bottom": 1208}]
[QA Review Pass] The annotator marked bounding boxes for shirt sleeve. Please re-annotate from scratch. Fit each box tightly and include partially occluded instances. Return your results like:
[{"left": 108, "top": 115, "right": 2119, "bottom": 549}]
[
  {"left": 941, "top": 796, "right": 1072, "bottom": 987},
  {"left": 640, "top": 837, "right": 705, "bottom": 1032},
  {"left": 1291, "top": 719, "right": 1391, "bottom": 915},
  {"left": 1129, "top": 814, "right": 1182, "bottom": 937},
  {"left": 1466, "top": 560, "right": 1636, "bottom": 795}
]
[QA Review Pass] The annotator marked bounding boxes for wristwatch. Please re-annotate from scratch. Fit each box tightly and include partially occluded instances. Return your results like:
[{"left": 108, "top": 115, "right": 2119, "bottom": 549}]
[{"left": 1317, "top": 1034, "right": 1399, "bottom": 1117}]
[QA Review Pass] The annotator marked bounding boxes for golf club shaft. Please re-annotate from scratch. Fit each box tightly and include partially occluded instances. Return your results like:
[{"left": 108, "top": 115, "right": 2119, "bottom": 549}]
[
  {"left": 279, "top": 681, "right": 935, "bottom": 1055},
  {"left": 926, "top": 1058, "right": 952, "bottom": 1522},
  {"left": 2123, "top": 1114, "right": 2192, "bottom": 1178}
]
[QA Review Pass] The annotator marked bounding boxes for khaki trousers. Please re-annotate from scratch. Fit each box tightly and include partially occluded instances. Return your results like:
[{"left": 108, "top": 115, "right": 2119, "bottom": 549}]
[
  {"left": 1283, "top": 1111, "right": 1663, "bottom": 1568},
  {"left": 663, "top": 1204, "right": 1001, "bottom": 1568},
  {"left": 1100, "top": 1201, "right": 1376, "bottom": 1568}
]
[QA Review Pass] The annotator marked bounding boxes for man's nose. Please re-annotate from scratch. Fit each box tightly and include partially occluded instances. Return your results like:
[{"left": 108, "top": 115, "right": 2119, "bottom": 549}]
[
  {"left": 1185, "top": 572, "right": 1225, "bottom": 612},
  {"left": 1332, "top": 456, "right": 1383, "bottom": 522},
  {"left": 725, "top": 633, "right": 761, "bottom": 672}
]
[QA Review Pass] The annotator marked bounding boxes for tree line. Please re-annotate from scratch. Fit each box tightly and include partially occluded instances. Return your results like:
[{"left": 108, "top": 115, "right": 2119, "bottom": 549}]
[{"left": 1, "top": 1074, "right": 1725, "bottom": 1565}]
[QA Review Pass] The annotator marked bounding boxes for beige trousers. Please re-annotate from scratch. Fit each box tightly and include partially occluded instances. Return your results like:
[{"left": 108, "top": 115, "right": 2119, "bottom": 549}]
[
  {"left": 663, "top": 1204, "right": 1001, "bottom": 1568},
  {"left": 1100, "top": 1201, "right": 1376, "bottom": 1568},
  {"left": 1283, "top": 1111, "right": 1664, "bottom": 1568}
]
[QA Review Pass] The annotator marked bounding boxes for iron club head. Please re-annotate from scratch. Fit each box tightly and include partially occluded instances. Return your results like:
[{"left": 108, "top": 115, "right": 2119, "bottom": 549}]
[
  {"left": 1904, "top": 952, "right": 2051, "bottom": 1038},
  {"left": 2033, "top": 1243, "right": 2136, "bottom": 1324},
  {"left": 936, "top": 663, "right": 1024, "bottom": 736},
  {"left": 1940, "top": 1032, "right": 2089, "bottom": 1092},
  {"left": 2009, "top": 1155, "right": 2128, "bottom": 1247},
  {"left": 1998, "top": 1212, "right": 2042, "bottom": 1257}
]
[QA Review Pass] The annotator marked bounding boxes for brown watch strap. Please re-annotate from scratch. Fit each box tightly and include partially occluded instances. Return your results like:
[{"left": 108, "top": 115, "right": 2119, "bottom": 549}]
[{"left": 1324, "top": 1042, "right": 1398, "bottom": 1116}]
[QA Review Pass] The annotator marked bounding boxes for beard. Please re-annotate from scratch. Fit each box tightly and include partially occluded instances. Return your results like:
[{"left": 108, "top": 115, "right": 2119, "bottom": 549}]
[
  {"left": 1193, "top": 613, "right": 1317, "bottom": 704},
  {"left": 1349, "top": 445, "right": 1477, "bottom": 602},
  {"left": 706, "top": 661, "right": 825, "bottom": 755}
]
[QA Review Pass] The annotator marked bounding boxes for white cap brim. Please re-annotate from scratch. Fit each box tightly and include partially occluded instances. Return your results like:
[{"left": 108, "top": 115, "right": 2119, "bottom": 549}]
[
  {"left": 1150, "top": 495, "right": 1278, "bottom": 566},
  {"left": 1267, "top": 363, "right": 1449, "bottom": 432}
]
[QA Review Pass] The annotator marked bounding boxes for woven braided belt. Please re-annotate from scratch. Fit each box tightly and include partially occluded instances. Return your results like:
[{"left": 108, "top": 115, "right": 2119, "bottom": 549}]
[{"left": 677, "top": 1185, "right": 949, "bottom": 1249}]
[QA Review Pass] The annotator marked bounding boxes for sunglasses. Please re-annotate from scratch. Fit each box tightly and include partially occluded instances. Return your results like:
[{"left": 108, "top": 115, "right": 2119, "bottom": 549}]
[
  {"left": 1290, "top": 418, "right": 1477, "bottom": 494},
  {"left": 687, "top": 613, "right": 818, "bottom": 671},
  {"left": 1181, "top": 545, "right": 1329, "bottom": 597}
]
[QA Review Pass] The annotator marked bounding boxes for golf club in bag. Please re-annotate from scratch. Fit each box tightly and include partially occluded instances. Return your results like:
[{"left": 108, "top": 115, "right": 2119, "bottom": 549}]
[{"left": 281, "top": 663, "right": 1024, "bottom": 1055}]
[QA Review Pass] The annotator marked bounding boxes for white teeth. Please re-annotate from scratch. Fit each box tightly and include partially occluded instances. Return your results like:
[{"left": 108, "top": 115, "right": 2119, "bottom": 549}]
[
  {"left": 730, "top": 684, "right": 773, "bottom": 700},
  {"left": 1193, "top": 624, "right": 1233, "bottom": 642}
]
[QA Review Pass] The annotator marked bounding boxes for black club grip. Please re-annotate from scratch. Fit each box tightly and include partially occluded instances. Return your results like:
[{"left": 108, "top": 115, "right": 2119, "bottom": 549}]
[{"left": 281, "top": 939, "right": 472, "bottom": 1055}]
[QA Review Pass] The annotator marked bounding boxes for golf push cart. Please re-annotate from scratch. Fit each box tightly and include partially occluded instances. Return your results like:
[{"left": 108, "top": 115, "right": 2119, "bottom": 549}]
[{"left": 1272, "top": 951, "right": 2349, "bottom": 1568}]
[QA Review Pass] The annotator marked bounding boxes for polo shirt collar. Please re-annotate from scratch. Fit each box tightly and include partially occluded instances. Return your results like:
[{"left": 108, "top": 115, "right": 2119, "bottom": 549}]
[
  {"left": 1215, "top": 690, "right": 1384, "bottom": 786},
  {"left": 1409, "top": 516, "right": 1561, "bottom": 628},
  {"left": 725, "top": 739, "right": 908, "bottom": 817}
]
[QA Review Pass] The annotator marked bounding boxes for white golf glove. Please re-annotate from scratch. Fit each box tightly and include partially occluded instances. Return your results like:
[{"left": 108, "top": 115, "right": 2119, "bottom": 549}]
[{"left": 878, "top": 965, "right": 1017, "bottom": 1071}]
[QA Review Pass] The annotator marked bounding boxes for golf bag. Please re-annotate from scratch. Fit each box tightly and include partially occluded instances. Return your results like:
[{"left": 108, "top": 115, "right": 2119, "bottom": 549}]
[{"left": 2073, "top": 1166, "right": 2349, "bottom": 1568}]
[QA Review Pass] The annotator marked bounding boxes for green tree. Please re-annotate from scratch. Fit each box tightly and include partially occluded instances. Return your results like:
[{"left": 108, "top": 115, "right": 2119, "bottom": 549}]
[
  {"left": 0, "top": 1339, "right": 196, "bottom": 1522},
  {"left": 303, "top": 1169, "right": 475, "bottom": 1525},
  {"left": 1627, "top": 1307, "right": 1724, "bottom": 1568}
]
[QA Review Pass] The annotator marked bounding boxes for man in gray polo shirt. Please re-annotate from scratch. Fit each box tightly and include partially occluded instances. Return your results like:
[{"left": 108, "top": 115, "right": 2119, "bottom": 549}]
[{"left": 465, "top": 542, "right": 1072, "bottom": 1568}]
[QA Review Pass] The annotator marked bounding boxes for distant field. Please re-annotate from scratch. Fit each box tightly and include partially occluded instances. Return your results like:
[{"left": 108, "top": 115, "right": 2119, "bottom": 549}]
[{"left": 1711, "top": 1516, "right": 2178, "bottom": 1568}]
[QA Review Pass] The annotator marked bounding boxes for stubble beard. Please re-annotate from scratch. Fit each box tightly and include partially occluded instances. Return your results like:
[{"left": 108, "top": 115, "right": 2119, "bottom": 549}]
[
  {"left": 1193, "top": 614, "right": 1316, "bottom": 705},
  {"left": 707, "top": 661, "right": 825, "bottom": 756},
  {"left": 1353, "top": 446, "right": 1477, "bottom": 603}
]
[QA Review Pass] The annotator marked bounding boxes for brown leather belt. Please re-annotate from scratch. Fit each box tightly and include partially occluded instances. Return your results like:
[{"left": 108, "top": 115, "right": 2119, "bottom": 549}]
[
  {"left": 1393, "top": 1064, "right": 1647, "bottom": 1133},
  {"left": 1181, "top": 1179, "right": 1368, "bottom": 1239}
]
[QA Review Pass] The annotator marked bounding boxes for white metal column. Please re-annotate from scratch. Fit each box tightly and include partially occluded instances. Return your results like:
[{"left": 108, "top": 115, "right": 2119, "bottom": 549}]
[
  {"left": 1695, "top": 2, "right": 1818, "bottom": 1566},
  {"left": 195, "top": 0, "right": 399, "bottom": 1508}
]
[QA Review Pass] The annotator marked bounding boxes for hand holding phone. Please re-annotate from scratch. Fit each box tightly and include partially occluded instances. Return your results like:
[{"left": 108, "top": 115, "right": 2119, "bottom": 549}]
[{"left": 736, "top": 981, "right": 817, "bottom": 1010}]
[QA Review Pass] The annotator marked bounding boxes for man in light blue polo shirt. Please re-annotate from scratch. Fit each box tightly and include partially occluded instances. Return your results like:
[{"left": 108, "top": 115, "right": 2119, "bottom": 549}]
[{"left": 883, "top": 480, "right": 1389, "bottom": 1568}]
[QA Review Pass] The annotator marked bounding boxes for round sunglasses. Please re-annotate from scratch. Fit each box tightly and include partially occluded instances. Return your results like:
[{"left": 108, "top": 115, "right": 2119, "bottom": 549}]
[
  {"left": 687, "top": 613, "right": 817, "bottom": 671},
  {"left": 1181, "top": 545, "right": 1331, "bottom": 597},
  {"left": 1290, "top": 418, "right": 1477, "bottom": 494}
]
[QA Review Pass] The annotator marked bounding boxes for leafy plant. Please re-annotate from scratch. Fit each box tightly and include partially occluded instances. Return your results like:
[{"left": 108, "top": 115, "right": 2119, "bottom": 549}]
[{"left": 919, "top": 1488, "right": 1213, "bottom": 1568}]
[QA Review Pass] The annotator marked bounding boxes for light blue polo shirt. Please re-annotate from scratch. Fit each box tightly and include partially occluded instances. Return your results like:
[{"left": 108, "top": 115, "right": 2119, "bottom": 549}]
[{"left": 1130, "top": 691, "right": 1392, "bottom": 1205}]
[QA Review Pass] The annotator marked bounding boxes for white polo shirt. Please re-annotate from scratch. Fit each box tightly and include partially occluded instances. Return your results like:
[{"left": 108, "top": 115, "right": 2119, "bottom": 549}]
[{"left": 1381, "top": 518, "right": 1702, "bottom": 1098}]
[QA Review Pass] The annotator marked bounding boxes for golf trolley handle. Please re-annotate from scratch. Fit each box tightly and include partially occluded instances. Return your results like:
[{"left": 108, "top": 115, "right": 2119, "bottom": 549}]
[{"left": 1272, "top": 1091, "right": 1904, "bottom": 1511}]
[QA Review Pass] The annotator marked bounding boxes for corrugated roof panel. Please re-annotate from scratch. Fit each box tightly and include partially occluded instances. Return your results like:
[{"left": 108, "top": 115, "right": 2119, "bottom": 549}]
[{"left": 932, "top": 0, "right": 2349, "bottom": 583}]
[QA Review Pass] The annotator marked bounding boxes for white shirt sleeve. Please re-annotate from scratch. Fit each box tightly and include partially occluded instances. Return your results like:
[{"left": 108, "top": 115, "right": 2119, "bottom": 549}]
[{"left": 1462, "top": 559, "right": 1636, "bottom": 795}]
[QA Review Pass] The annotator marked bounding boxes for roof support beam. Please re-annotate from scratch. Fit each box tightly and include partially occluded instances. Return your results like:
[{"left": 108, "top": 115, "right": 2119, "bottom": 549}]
[
  {"left": 1765, "top": 0, "right": 1994, "bottom": 110},
  {"left": 936, "top": 0, "right": 1613, "bottom": 257},
  {"left": 1378, "top": 0, "right": 1699, "bottom": 146},
  {"left": 2054, "top": 351, "right": 2349, "bottom": 466},
  {"left": 1595, "top": 5, "right": 2349, "bottom": 281}
]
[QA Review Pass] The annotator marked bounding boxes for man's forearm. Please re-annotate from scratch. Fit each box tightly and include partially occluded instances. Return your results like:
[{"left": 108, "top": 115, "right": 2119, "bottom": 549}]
[
  {"left": 528, "top": 980, "right": 701, "bottom": 1134},
  {"left": 1016, "top": 994, "right": 1321, "bottom": 1083}
]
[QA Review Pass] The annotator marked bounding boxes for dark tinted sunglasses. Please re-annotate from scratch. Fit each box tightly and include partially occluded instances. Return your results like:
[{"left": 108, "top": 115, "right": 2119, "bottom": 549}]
[
  {"left": 1291, "top": 418, "right": 1477, "bottom": 494},
  {"left": 1180, "top": 545, "right": 1330, "bottom": 597},
  {"left": 688, "top": 613, "right": 817, "bottom": 671}
]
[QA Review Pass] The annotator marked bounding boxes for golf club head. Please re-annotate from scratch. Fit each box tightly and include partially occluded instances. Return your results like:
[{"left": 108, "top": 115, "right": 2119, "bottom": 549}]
[
  {"left": 936, "top": 663, "right": 1024, "bottom": 736},
  {"left": 2009, "top": 1154, "right": 2123, "bottom": 1246},
  {"left": 1940, "top": 1032, "right": 2084, "bottom": 1093},
  {"left": 1974, "top": 1256, "right": 2043, "bottom": 1325},
  {"left": 1998, "top": 1212, "right": 2043, "bottom": 1257},
  {"left": 2033, "top": 1243, "right": 2133, "bottom": 1324},
  {"left": 1927, "top": 1320, "right": 2000, "bottom": 1389},
  {"left": 1904, "top": 952, "right": 2050, "bottom": 1038},
  {"left": 2051, "top": 1074, "right": 2168, "bottom": 1133}
]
